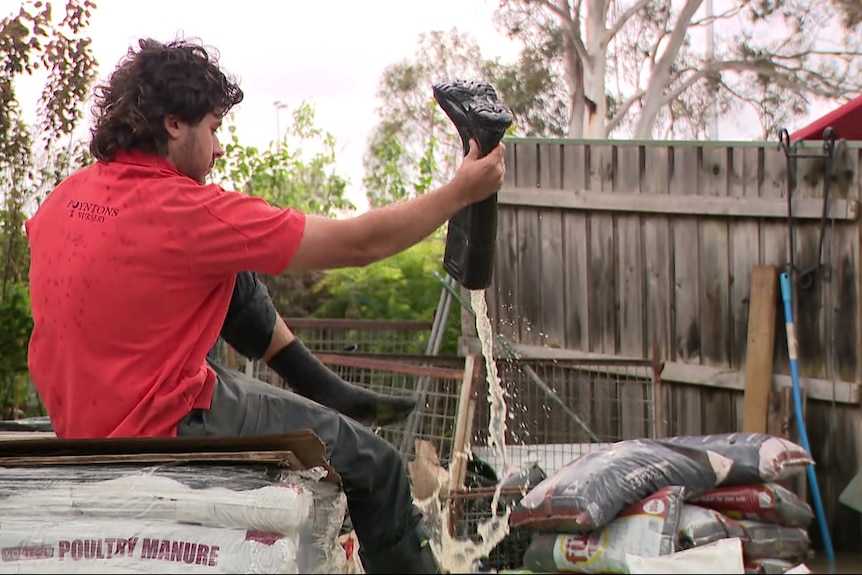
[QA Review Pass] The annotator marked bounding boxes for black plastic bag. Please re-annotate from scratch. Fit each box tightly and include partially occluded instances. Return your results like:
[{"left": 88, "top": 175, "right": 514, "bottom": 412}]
[{"left": 510, "top": 440, "right": 720, "bottom": 533}]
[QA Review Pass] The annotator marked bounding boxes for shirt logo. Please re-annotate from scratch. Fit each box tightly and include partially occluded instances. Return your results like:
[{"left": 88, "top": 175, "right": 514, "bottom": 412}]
[{"left": 68, "top": 200, "right": 120, "bottom": 223}]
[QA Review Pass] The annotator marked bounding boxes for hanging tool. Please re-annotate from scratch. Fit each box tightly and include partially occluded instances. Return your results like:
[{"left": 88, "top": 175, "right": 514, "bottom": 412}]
[{"left": 777, "top": 127, "right": 839, "bottom": 290}]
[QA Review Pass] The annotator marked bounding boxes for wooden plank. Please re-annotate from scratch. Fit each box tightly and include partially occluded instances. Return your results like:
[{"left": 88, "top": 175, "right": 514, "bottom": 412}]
[
  {"left": 699, "top": 146, "right": 735, "bottom": 435},
  {"left": 460, "top": 338, "right": 860, "bottom": 404},
  {"left": 702, "top": 389, "right": 735, "bottom": 434},
  {"left": 587, "top": 144, "right": 617, "bottom": 355},
  {"left": 699, "top": 146, "right": 732, "bottom": 367},
  {"left": 493, "top": 143, "right": 519, "bottom": 340},
  {"left": 448, "top": 355, "right": 479, "bottom": 495},
  {"left": 642, "top": 146, "right": 673, "bottom": 359},
  {"left": 561, "top": 144, "right": 591, "bottom": 351},
  {"left": 615, "top": 145, "right": 646, "bottom": 439},
  {"left": 670, "top": 146, "right": 702, "bottom": 364},
  {"left": 282, "top": 318, "right": 432, "bottom": 330},
  {"left": 0, "top": 450, "right": 304, "bottom": 468},
  {"left": 792, "top": 225, "right": 828, "bottom": 379},
  {"left": 742, "top": 265, "right": 779, "bottom": 433},
  {"left": 560, "top": 143, "right": 594, "bottom": 443},
  {"left": 855, "top": 147, "right": 862, "bottom": 386},
  {"left": 538, "top": 142, "right": 566, "bottom": 348},
  {"left": 616, "top": 145, "right": 645, "bottom": 357},
  {"left": 767, "top": 387, "right": 793, "bottom": 439},
  {"left": 660, "top": 361, "right": 859, "bottom": 404},
  {"left": 497, "top": 188, "right": 859, "bottom": 220},
  {"left": 515, "top": 143, "right": 542, "bottom": 345},
  {"left": 834, "top": 148, "right": 861, "bottom": 382},
  {"left": 316, "top": 353, "right": 464, "bottom": 380},
  {"left": 728, "top": 147, "right": 763, "bottom": 370}
]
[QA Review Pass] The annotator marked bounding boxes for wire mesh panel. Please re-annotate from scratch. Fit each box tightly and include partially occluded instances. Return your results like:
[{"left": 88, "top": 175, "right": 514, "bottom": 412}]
[
  {"left": 469, "top": 356, "right": 660, "bottom": 478},
  {"left": 280, "top": 318, "right": 433, "bottom": 354},
  {"left": 210, "top": 318, "right": 436, "bottom": 387},
  {"left": 311, "top": 353, "right": 467, "bottom": 466},
  {"left": 448, "top": 355, "right": 661, "bottom": 572}
]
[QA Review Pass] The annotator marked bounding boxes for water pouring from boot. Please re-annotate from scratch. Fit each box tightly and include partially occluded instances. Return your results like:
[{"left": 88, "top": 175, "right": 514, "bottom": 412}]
[{"left": 422, "top": 79, "right": 514, "bottom": 573}]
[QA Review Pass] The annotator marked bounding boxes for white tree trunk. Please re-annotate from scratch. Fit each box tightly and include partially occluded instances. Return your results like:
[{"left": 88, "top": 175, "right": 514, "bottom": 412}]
[
  {"left": 583, "top": 0, "right": 609, "bottom": 138},
  {"left": 563, "top": 29, "right": 586, "bottom": 139},
  {"left": 633, "top": 0, "right": 704, "bottom": 139},
  {"left": 583, "top": 49, "right": 608, "bottom": 138}
]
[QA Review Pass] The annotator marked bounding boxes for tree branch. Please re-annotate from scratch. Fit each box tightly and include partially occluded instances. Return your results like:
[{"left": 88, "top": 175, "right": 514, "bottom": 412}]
[
  {"left": 531, "top": 0, "right": 589, "bottom": 62},
  {"left": 606, "top": 0, "right": 652, "bottom": 39},
  {"left": 530, "top": 0, "right": 571, "bottom": 21},
  {"left": 606, "top": 88, "right": 646, "bottom": 134},
  {"left": 689, "top": 4, "right": 742, "bottom": 27},
  {"left": 660, "top": 54, "right": 862, "bottom": 112},
  {"left": 647, "top": 0, "right": 704, "bottom": 90}
]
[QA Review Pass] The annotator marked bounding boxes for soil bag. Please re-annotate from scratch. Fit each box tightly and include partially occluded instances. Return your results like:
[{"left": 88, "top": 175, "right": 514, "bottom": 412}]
[
  {"left": 659, "top": 433, "right": 812, "bottom": 485},
  {"left": 511, "top": 439, "right": 722, "bottom": 532},
  {"left": 677, "top": 504, "right": 746, "bottom": 549},
  {"left": 522, "top": 486, "right": 684, "bottom": 574},
  {"left": 690, "top": 483, "right": 814, "bottom": 528},
  {"left": 739, "top": 520, "right": 810, "bottom": 563}
]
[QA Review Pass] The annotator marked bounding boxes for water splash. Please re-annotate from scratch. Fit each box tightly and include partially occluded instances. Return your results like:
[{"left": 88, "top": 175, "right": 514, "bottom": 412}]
[{"left": 420, "top": 289, "right": 513, "bottom": 573}]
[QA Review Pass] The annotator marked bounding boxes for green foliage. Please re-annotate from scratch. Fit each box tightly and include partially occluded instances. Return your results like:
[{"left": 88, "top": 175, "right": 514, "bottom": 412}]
[
  {"left": 211, "top": 102, "right": 354, "bottom": 216},
  {"left": 312, "top": 237, "right": 461, "bottom": 355},
  {"left": 0, "top": 1, "right": 97, "bottom": 416},
  {"left": 363, "top": 131, "right": 439, "bottom": 208},
  {"left": 0, "top": 282, "right": 38, "bottom": 418},
  {"left": 0, "top": 282, "right": 32, "bottom": 379}
]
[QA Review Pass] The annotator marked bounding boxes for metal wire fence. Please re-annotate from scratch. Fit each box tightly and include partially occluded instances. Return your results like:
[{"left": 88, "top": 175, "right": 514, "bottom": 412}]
[{"left": 469, "top": 356, "right": 660, "bottom": 477}]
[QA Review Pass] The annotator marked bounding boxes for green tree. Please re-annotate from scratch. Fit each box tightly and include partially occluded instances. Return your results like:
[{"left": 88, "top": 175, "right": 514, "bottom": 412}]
[
  {"left": 363, "top": 28, "right": 563, "bottom": 207},
  {"left": 212, "top": 102, "right": 354, "bottom": 217},
  {"left": 312, "top": 237, "right": 461, "bottom": 356},
  {"left": 0, "top": 0, "right": 97, "bottom": 417}
]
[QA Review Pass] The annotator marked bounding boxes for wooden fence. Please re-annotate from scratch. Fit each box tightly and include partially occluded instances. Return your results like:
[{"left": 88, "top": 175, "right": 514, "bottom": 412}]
[{"left": 461, "top": 137, "right": 862, "bottom": 551}]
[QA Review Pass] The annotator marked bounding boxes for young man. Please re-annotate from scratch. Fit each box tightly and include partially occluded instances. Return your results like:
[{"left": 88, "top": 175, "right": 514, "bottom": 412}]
[{"left": 25, "top": 38, "right": 505, "bottom": 574}]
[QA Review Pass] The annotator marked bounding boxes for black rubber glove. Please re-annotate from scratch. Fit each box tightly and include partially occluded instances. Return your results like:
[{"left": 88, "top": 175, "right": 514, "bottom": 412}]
[{"left": 267, "top": 338, "right": 417, "bottom": 427}]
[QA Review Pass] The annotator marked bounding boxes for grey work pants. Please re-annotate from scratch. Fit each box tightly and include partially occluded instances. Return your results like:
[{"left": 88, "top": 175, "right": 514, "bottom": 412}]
[{"left": 177, "top": 358, "right": 416, "bottom": 559}]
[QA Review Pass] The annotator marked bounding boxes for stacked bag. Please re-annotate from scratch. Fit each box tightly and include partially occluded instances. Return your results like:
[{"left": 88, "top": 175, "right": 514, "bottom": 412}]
[
  {"left": 0, "top": 464, "right": 349, "bottom": 574},
  {"left": 509, "top": 433, "right": 815, "bottom": 574}
]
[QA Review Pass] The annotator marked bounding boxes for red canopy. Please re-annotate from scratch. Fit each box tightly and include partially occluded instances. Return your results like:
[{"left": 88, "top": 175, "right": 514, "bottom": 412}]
[{"left": 790, "top": 94, "right": 862, "bottom": 141}]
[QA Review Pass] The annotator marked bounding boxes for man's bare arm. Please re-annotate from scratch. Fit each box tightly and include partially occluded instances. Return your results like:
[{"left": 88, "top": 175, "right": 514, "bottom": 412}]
[{"left": 285, "top": 141, "right": 505, "bottom": 272}]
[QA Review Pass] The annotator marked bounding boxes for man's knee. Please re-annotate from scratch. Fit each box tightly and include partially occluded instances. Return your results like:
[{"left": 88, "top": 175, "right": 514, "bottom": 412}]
[{"left": 221, "top": 271, "right": 277, "bottom": 359}]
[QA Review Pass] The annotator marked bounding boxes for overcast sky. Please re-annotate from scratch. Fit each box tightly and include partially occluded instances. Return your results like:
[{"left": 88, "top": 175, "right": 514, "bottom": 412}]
[{"left": 5, "top": 0, "right": 836, "bottom": 208}]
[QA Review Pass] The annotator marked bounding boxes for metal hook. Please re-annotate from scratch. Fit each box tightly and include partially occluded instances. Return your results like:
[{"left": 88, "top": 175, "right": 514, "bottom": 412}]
[
  {"left": 823, "top": 127, "right": 838, "bottom": 156},
  {"left": 778, "top": 128, "right": 793, "bottom": 156}
]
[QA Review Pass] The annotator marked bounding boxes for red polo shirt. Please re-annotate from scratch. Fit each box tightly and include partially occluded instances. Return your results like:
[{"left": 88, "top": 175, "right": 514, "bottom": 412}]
[{"left": 25, "top": 150, "right": 306, "bottom": 438}]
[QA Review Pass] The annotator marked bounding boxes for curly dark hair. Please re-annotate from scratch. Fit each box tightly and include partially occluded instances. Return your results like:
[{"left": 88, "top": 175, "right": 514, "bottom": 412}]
[{"left": 89, "top": 38, "right": 244, "bottom": 162}]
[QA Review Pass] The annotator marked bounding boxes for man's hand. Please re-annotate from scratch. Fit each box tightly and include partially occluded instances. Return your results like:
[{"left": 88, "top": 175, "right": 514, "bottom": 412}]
[{"left": 449, "top": 139, "right": 506, "bottom": 206}]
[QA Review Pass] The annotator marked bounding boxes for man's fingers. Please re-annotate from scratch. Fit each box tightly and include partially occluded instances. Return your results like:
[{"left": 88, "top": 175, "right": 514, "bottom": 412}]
[{"left": 467, "top": 138, "right": 480, "bottom": 159}]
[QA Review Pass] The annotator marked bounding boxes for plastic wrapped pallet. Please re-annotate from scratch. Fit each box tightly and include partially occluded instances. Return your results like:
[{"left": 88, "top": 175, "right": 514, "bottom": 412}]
[{"left": 0, "top": 463, "right": 348, "bottom": 574}]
